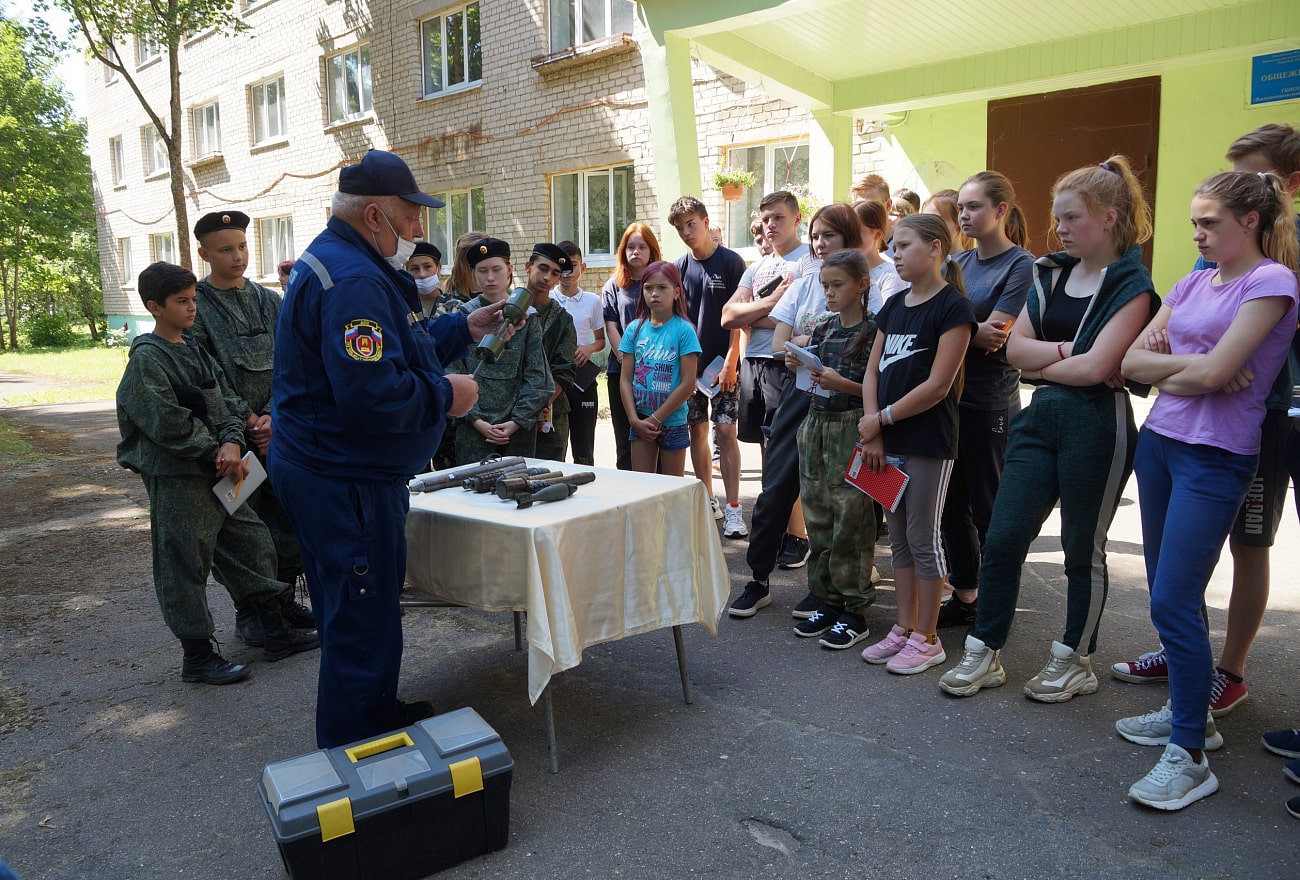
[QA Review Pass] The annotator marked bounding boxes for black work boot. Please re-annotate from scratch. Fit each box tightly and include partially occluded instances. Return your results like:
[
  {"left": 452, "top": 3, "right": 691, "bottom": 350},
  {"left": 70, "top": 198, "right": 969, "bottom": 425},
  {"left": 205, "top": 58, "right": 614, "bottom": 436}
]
[
  {"left": 278, "top": 585, "right": 316, "bottom": 631},
  {"left": 181, "top": 639, "right": 250, "bottom": 685},
  {"left": 235, "top": 602, "right": 266, "bottom": 647},
  {"left": 254, "top": 598, "right": 320, "bottom": 662}
]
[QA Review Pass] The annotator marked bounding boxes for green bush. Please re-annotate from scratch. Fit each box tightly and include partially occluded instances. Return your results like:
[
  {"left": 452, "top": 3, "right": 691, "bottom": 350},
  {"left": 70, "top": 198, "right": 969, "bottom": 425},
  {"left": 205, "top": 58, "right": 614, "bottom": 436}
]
[{"left": 23, "top": 313, "right": 79, "bottom": 348}]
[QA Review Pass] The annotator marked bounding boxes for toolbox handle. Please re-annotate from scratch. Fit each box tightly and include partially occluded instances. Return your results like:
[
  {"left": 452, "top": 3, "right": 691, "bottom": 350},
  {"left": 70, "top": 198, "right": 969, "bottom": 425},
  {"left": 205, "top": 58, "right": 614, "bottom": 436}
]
[{"left": 344, "top": 732, "right": 414, "bottom": 763}]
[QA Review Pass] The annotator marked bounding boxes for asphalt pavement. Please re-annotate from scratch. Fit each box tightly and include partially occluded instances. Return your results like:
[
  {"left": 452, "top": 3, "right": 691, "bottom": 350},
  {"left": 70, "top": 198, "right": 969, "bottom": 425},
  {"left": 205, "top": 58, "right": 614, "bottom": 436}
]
[{"left": 1, "top": 376, "right": 1299, "bottom": 879}]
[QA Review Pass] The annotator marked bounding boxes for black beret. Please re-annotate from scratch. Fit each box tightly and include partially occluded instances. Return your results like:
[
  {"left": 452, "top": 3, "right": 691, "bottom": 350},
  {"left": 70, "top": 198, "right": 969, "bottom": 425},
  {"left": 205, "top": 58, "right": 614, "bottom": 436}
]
[
  {"left": 466, "top": 238, "right": 511, "bottom": 267},
  {"left": 530, "top": 243, "right": 572, "bottom": 274},
  {"left": 193, "top": 211, "right": 250, "bottom": 240},
  {"left": 411, "top": 242, "right": 442, "bottom": 263}
]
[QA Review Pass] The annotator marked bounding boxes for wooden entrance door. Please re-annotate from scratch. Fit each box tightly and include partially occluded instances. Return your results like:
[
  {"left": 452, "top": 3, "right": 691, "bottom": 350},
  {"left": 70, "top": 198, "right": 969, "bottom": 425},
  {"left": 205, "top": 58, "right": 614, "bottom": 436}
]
[{"left": 987, "top": 77, "right": 1160, "bottom": 266}]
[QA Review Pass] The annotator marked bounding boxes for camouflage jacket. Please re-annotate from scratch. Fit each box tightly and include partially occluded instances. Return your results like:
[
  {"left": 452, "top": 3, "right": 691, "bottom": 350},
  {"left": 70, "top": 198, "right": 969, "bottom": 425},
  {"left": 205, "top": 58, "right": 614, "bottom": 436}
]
[{"left": 192, "top": 277, "right": 282, "bottom": 415}]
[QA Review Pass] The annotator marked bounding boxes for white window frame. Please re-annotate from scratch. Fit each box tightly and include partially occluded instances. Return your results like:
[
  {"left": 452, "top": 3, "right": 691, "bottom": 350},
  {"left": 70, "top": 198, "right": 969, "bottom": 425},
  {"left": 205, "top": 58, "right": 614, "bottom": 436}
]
[
  {"left": 257, "top": 216, "right": 294, "bottom": 279},
  {"left": 150, "top": 233, "right": 175, "bottom": 265},
  {"left": 109, "top": 136, "right": 125, "bottom": 187},
  {"left": 548, "top": 0, "right": 635, "bottom": 51},
  {"left": 723, "top": 140, "right": 811, "bottom": 252},
  {"left": 142, "top": 126, "right": 168, "bottom": 178},
  {"left": 118, "top": 238, "right": 134, "bottom": 285},
  {"left": 551, "top": 163, "right": 634, "bottom": 264},
  {"left": 250, "top": 76, "right": 287, "bottom": 146},
  {"left": 422, "top": 187, "right": 486, "bottom": 266},
  {"left": 135, "top": 33, "right": 160, "bottom": 67},
  {"left": 103, "top": 47, "right": 119, "bottom": 83},
  {"left": 192, "top": 102, "right": 221, "bottom": 158},
  {"left": 326, "top": 44, "right": 373, "bottom": 126},
  {"left": 419, "top": 2, "right": 482, "bottom": 99}
]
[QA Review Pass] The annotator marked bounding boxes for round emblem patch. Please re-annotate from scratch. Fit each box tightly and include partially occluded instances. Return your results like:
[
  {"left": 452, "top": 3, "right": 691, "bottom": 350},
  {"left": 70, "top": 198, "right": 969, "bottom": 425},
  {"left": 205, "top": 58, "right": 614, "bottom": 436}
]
[{"left": 343, "top": 319, "right": 383, "bottom": 361}]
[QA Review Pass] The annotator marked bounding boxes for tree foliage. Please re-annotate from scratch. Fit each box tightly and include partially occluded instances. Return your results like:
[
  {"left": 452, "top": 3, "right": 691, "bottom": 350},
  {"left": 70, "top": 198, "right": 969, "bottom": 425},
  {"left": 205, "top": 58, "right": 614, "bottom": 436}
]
[
  {"left": 0, "top": 14, "right": 93, "bottom": 350},
  {"left": 55, "top": 0, "right": 246, "bottom": 270}
]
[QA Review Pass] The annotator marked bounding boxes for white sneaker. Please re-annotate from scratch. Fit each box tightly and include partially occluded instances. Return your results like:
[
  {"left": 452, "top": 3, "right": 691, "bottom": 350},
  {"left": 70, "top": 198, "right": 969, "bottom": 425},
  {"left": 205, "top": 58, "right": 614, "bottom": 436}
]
[
  {"left": 709, "top": 496, "right": 723, "bottom": 520},
  {"left": 721, "top": 504, "right": 748, "bottom": 538},
  {"left": 1128, "top": 744, "right": 1219, "bottom": 811},
  {"left": 1023, "top": 640, "right": 1098, "bottom": 703},
  {"left": 938, "top": 635, "right": 1007, "bottom": 697},
  {"left": 1115, "top": 700, "right": 1224, "bottom": 750}
]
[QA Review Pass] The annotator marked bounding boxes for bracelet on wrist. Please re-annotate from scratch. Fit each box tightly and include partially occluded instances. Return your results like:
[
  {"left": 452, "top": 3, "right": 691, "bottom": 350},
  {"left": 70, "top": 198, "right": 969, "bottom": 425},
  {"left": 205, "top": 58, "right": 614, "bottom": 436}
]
[
  {"left": 1056, "top": 341, "right": 1067, "bottom": 361},
  {"left": 885, "top": 404, "right": 894, "bottom": 426},
  {"left": 877, "top": 411, "right": 884, "bottom": 427}
]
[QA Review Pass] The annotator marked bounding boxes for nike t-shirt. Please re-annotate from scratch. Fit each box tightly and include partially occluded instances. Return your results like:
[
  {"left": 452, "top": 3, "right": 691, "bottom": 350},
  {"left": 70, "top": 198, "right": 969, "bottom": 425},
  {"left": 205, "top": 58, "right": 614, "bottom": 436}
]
[{"left": 875, "top": 284, "right": 976, "bottom": 459}]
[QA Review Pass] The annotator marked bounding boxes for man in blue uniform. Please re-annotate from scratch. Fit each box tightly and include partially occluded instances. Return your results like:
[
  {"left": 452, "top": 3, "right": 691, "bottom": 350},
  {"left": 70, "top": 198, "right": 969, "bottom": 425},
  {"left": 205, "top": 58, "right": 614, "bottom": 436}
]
[{"left": 270, "top": 150, "right": 512, "bottom": 748}]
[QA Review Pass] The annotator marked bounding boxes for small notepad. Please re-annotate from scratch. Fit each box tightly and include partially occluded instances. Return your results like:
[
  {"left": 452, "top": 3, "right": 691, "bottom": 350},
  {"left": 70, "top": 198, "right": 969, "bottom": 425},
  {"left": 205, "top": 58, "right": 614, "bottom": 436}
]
[
  {"left": 213, "top": 451, "right": 267, "bottom": 514},
  {"left": 843, "top": 443, "right": 909, "bottom": 512}
]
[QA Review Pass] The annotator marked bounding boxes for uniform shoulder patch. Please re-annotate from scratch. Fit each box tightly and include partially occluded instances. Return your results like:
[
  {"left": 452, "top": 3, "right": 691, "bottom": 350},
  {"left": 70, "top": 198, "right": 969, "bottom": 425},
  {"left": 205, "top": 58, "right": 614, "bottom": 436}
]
[{"left": 343, "top": 319, "right": 383, "bottom": 361}]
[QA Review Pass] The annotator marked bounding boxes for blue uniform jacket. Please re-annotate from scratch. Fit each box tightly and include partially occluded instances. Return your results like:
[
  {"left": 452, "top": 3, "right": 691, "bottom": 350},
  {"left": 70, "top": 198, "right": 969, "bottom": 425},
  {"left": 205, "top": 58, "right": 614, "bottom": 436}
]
[{"left": 272, "top": 216, "right": 471, "bottom": 479}]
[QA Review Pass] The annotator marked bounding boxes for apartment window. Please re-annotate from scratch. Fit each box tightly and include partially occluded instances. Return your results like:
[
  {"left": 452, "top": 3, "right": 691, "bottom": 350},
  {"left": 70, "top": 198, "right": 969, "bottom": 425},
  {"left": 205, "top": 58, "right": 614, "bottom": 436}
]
[
  {"left": 258, "top": 216, "right": 294, "bottom": 276},
  {"left": 549, "top": 0, "right": 634, "bottom": 50},
  {"left": 251, "top": 76, "right": 287, "bottom": 145},
  {"left": 724, "top": 142, "right": 810, "bottom": 250},
  {"left": 420, "top": 2, "right": 482, "bottom": 98},
  {"left": 118, "top": 238, "right": 133, "bottom": 284},
  {"left": 326, "top": 44, "right": 372, "bottom": 125},
  {"left": 552, "top": 164, "right": 633, "bottom": 257},
  {"left": 423, "top": 187, "right": 486, "bottom": 259},
  {"left": 142, "top": 126, "right": 167, "bottom": 176},
  {"left": 135, "top": 33, "right": 160, "bottom": 66},
  {"left": 103, "top": 48, "right": 119, "bottom": 83},
  {"left": 150, "top": 233, "right": 175, "bottom": 264},
  {"left": 109, "top": 137, "right": 125, "bottom": 186},
  {"left": 192, "top": 102, "right": 221, "bottom": 157}
]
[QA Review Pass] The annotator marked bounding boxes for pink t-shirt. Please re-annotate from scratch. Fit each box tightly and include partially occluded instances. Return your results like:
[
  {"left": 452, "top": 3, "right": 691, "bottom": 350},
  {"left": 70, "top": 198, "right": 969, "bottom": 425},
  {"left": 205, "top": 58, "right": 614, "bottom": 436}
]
[{"left": 1146, "top": 261, "right": 1298, "bottom": 455}]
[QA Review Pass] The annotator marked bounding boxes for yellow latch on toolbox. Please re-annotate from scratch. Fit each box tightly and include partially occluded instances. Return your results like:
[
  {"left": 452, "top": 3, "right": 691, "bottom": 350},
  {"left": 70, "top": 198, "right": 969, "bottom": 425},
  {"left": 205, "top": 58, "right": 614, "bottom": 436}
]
[
  {"left": 449, "top": 756, "right": 484, "bottom": 798},
  {"left": 344, "top": 732, "right": 414, "bottom": 763},
  {"left": 316, "top": 797, "right": 355, "bottom": 842}
]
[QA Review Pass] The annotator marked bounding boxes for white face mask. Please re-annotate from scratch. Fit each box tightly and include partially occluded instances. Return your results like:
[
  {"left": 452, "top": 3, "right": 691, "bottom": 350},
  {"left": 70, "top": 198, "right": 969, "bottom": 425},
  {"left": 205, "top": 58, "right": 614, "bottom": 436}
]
[
  {"left": 375, "top": 209, "right": 416, "bottom": 270},
  {"left": 413, "top": 276, "right": 440, "bottom": 296}
]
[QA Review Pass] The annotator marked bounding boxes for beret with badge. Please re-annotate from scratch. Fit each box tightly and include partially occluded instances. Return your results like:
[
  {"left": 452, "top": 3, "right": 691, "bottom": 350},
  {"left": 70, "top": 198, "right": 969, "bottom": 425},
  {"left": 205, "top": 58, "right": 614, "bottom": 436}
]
[
  {"left": 410, "top": 242, "right": 442, "bottom": 263},
  {"left": 466, "top": 238, "right": 511, "bottom": 268},
  {"left": 529, "top": 242, "right": 572, "bottom": 275},
  {"left": 193, "top": 210, "right": 250, "bottom": 240}
]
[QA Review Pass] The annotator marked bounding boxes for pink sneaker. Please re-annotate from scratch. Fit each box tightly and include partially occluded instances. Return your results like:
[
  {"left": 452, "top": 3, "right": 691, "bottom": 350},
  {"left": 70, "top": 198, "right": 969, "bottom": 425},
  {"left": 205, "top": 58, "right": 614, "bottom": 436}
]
[
  {"left": 1209, "top": 669, "right": 1248, "bottom": 718},
  {"left": 886, "top": 631, "right": 948, "bottom": 675},
  {"left": 862, "top": 624, "right": 910, "bottom": 664}
]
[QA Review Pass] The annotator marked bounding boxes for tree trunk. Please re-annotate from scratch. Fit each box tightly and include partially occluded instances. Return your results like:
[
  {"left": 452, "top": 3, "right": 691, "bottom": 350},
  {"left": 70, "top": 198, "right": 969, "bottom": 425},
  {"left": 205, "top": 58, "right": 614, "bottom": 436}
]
[
  {"left": 83, "top": 302, "right": 101, "bottom": 341},
  {"left": 168, "top": 33, "right": 191, "bottom": 270},
  {"left": 0, "top": 261, "right": 9, "bottom": 351}
]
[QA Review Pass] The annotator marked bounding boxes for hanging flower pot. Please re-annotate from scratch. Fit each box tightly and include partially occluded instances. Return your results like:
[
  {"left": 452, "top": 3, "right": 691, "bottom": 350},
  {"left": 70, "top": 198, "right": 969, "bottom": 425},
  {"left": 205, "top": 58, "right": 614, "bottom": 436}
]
[{"left": 712, "top": 167, "right": 757, "bottom": 203}]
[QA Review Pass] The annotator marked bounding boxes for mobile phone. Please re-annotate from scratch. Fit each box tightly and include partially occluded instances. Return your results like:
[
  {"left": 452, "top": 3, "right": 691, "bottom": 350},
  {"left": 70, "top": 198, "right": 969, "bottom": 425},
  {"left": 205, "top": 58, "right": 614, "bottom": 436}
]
[{"left": 754, "top": 276, "right": 783, "bottom": 299}]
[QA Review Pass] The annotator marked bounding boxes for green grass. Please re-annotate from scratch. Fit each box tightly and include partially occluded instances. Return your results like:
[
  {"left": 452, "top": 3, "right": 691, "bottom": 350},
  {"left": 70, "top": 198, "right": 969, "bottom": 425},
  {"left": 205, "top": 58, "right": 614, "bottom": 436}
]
[
  {"left": 0, "top": 419, "right": 38, "bottom": 468},
  {"left": 0, "top": 336, "right": 128, "bottom": 405}
]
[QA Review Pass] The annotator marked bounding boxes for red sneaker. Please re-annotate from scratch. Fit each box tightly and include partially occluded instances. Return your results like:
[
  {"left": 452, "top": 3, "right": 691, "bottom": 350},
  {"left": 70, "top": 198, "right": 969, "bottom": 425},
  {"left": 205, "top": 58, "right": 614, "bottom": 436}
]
[
  {"left": 1209, "top": 669, "right": 1248, "bottom": 718},
  {"left": 1111, "top": 649, "right": 1168, "bottom": 683}
]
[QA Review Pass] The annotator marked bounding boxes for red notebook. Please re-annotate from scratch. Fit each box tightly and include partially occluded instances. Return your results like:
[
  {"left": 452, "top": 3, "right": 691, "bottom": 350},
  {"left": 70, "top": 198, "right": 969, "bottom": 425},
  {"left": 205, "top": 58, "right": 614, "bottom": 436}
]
[{"left": 843, "top": 443, "right": 909, "bottom": 512}]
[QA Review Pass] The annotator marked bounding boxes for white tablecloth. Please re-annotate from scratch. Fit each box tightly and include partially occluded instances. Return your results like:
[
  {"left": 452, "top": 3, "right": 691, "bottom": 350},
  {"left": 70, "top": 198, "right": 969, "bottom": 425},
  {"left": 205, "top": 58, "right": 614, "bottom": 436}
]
[{"left": 405, "top": 461, "right": 729, "bottom": 703}]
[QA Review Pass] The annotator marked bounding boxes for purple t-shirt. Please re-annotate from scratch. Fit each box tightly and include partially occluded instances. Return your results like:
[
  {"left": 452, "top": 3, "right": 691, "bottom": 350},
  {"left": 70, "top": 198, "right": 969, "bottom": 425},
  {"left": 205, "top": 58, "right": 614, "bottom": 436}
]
[{"left": 1145, "top": 261, "right": 1298, "bottom": 455}]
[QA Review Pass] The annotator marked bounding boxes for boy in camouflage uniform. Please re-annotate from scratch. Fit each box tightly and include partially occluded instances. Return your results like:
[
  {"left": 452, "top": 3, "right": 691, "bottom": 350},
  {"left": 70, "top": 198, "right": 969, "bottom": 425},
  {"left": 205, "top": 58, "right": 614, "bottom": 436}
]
[
  {"left": 191, "top": 211, "right": 313, "bottom": 643},
  {"left": 525, "top": 243, "right": 578, "bottom": 462},
  {"left": 450, "top": 238, "right": 553, "bottom": 463},
  {"left": 117, "top": 262, "right": 318, "bottom": 685}
]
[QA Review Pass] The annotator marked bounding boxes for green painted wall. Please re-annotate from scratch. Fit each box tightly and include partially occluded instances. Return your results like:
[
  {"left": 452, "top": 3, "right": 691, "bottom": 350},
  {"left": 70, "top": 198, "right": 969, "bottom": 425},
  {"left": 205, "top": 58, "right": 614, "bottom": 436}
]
[
  {"left": 877, "top": 100, "right": 987, "bottom": 203},
  {"left": 1154, "top": 59, "right": 1300, "bottom": 296}
]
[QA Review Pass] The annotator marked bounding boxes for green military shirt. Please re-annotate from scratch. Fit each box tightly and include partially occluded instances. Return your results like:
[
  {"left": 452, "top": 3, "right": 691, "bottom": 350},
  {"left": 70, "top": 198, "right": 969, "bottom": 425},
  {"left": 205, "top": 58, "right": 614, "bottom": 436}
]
[
  {"left": 453, "top": 295, "right": 553, "bottom": 429},
  {"left": 192, "top": 277, "right": 281, "bottom": 415},
  {"left": 530, "top": 298, "right": 578, "bottom": 416},
  {"left": 116, "top": 333, "right": 249, "bottom": 477}
]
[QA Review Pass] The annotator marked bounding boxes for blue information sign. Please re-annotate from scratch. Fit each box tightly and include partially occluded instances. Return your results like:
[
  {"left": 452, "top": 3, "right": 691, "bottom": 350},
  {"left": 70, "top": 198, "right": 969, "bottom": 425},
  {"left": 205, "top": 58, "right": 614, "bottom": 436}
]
[{"left": 1252, "top": 50, "right": 1300, "bottom": 106}]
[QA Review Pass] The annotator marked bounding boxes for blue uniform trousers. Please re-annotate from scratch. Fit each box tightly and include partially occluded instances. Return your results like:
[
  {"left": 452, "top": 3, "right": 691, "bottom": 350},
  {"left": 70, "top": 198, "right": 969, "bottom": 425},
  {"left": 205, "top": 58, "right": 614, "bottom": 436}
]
[{"left": 270, "top": 453, "right": 408, "bottom": 749}]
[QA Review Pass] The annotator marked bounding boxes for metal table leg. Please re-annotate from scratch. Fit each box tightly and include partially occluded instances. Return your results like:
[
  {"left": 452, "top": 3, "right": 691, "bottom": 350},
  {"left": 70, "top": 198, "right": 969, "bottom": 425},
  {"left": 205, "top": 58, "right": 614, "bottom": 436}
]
[
  {"left": 513, "top": 611, "right": 523, "bottom": 652},
  {"left": 542, "top": 686, "right": 558, "bottom": 774},
  {"left": 672, "top": 624, "right": 693, "bottom": 704}
]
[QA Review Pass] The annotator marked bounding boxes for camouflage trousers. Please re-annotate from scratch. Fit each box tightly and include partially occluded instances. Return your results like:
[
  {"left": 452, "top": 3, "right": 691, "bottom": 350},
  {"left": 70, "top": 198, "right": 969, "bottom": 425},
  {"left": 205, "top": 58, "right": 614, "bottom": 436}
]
[
  {"left": 533, "top": 411, "right": 570, "bottom": 464},
  {"left": 143, "top": 475, "right": 282, "bottom": 640},
  {"left": 797, "top": 408, "right": 878, "bottom": 614},
  {"left": 246, "top": 475, "right": 303, "bottom": 584},
  {"left": 454, "top": 423, "right": 538, "bottom": 466}
]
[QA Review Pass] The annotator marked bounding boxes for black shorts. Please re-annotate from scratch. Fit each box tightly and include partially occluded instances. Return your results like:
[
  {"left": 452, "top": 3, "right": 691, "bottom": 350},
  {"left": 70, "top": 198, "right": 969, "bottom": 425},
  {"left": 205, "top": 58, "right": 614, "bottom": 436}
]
[
  {"left": 737, "top": 357, "right": 788, "bottom": 444},
  {"left": 1231, "top": 409, "right": 1292, "bottom": 548}
]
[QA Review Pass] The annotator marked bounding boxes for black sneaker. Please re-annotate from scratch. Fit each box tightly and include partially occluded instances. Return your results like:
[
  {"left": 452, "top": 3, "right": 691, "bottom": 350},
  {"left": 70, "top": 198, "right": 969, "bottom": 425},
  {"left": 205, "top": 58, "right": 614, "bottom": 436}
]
[
  {"left": 819, "top": 612, "right": 870, "bottom": 650},
  {"left": 791, "top": 592, "right": 821, "bottom": 619},
  {"left": 936, "top": 596, "right": 977, "bottom": 628},
  {"left": 777, "top": 534, "right": 811, "bottom": 569},
  {"left": 728, "top": 580, "right": 771, "bottom": 618},
  {"left": 793, "top": 604, "right": 840, "bottom": 638}
]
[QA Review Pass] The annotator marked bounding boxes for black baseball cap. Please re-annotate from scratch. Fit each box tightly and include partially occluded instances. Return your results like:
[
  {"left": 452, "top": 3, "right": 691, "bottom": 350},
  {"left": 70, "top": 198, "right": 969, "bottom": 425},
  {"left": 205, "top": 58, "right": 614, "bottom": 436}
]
[{"left": 338, "top": 150, "right": 445, "bottom": 208}]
